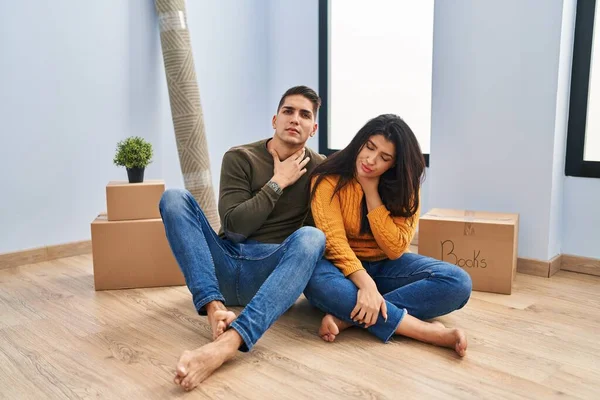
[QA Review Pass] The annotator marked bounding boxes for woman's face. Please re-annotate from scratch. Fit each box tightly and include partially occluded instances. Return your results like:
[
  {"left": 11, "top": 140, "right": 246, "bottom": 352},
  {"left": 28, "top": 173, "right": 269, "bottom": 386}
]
[{"left": 355, "top": 134, "right": 396, "bottom": 179}]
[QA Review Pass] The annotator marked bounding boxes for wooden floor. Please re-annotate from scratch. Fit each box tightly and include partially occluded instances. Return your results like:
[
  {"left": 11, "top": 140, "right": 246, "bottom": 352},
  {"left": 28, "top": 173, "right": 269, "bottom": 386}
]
[{"left": 1, "top": 254, "right": 599, "bottom": 399}]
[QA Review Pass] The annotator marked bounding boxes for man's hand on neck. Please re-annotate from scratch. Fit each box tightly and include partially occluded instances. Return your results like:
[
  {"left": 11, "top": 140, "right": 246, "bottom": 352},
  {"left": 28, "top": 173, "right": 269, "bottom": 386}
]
[
  {"left": 268, "top": 137, "right": 305, "bottom": 161},
  {"left": 268, "top": 139, "right": 311, "bottom": 190}
]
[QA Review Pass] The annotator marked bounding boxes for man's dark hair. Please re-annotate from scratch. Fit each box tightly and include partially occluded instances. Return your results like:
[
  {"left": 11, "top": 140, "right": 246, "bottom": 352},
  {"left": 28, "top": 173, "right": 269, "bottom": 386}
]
[{"left": 277, "top": 86, "right": 321, "bottom": 116}]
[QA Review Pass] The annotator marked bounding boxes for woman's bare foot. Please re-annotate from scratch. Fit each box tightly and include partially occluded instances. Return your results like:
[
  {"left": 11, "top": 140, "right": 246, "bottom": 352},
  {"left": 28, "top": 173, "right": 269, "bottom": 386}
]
[
  {"left": 173, "top": 329, "right": 243, "bottom": 391},
  {"left": 318, "top": 314, "right": 352, "bottom": 343},
  {"left": 429, "top": 321, "right": 467, "bottom": 357},
  {"left": 206, "top": 301, "right": 236, "bottom": 340},
  {"left": 396, "top": 315, "right": 467, "bottom": 357}
]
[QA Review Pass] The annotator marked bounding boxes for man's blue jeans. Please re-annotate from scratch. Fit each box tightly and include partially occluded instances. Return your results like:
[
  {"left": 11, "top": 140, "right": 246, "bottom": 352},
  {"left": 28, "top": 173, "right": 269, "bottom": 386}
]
[
  {"left": 159, "top": 189, "right": 325, "bottom": 351},
  {"left": 303, "top": 253, "right": 472, "bottom": 343}
]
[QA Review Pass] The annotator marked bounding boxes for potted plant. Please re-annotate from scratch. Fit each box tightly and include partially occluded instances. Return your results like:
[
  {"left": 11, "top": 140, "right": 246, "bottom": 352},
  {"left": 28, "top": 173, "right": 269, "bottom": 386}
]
[{"left": 113, "top": 136, "right": 153, "bottom": 183}]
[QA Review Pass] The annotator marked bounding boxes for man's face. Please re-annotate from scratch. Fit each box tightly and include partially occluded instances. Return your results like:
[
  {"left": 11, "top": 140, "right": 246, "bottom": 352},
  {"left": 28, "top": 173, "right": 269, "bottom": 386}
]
[{"left": 272, "top": 95, "right": 317, "bottom": 146}]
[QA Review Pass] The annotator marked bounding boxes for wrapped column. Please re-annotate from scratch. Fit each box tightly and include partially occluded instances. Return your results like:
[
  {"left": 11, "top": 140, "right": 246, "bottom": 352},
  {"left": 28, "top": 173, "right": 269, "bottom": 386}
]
[{"left": 155, "top": 0, "right": 220, "bottom": 230}]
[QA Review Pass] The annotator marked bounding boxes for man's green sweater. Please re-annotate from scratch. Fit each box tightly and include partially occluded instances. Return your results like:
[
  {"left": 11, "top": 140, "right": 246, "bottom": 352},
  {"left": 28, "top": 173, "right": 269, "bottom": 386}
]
[{"left": 217, "top": 138, "right": 325, "bottom": 244}]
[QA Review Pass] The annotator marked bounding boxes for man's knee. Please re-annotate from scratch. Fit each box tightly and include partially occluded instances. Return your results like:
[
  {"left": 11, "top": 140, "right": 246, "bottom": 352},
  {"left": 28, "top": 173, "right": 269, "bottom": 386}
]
[
  {"left": 291, "top": 227, "right": 326, "bottom": 258},
  {"left": 159, "top": 188, "right": 192, "bottom": 216}
]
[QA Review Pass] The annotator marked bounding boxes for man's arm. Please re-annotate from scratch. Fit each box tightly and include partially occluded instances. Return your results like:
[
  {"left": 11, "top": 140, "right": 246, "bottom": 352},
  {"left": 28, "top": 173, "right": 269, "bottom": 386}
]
[{"left": 218, "top": 150, "right": 279, "bottom": 243}]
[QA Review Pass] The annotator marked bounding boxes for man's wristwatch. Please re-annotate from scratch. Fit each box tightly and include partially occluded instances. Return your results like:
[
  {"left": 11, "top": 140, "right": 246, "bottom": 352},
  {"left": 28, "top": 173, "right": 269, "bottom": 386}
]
[{"left": 266, "top": 180, "right": 283, "bottom": 195}]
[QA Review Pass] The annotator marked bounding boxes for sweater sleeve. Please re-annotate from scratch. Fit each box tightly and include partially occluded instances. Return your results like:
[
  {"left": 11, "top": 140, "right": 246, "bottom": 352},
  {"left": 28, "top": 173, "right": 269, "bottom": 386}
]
[
  {"left": 218, "top": 150, "right": 280, "bottom": 243},
  {"left": 366, "top": 193, "right": 420, "bottom": 259},
  {"left": 311, "top": 177, "right": 364, "bottom": 276}
]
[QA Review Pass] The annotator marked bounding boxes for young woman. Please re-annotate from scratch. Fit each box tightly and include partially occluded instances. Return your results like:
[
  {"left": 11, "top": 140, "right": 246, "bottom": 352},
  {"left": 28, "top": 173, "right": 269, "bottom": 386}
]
[{"left": 304, "top": 114, "right": 472, "bottom": 356}]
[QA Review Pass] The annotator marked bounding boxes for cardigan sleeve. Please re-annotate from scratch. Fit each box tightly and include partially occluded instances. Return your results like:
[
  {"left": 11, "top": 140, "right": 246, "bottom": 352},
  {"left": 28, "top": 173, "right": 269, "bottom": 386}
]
[{"left": 366, "top": 193, "right": 420, "bottom": 259}]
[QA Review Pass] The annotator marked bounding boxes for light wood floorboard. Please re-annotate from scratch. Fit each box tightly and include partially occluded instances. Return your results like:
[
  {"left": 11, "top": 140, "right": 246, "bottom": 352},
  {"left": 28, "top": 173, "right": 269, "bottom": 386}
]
[{"left": 0, "top": 254, "right": 599, "bottom": 399}]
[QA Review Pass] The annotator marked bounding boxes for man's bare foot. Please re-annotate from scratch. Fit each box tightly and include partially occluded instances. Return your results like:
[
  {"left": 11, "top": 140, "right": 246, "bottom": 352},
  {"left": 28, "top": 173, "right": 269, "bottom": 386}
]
[
  {"left": 206, "top": 302, "right": 236, "bottom": 340},
  {"left": 173, "top": 329, "right": 243, "bottom": 391},
  {"left": 318, "top": 314, "right": 352, "bottom": 343}
]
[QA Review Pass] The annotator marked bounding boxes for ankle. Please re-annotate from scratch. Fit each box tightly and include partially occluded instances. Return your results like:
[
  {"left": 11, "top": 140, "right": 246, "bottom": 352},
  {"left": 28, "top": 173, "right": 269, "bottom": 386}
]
[{"left": 217, "top": 329, "right": 244, "bottom": 353}]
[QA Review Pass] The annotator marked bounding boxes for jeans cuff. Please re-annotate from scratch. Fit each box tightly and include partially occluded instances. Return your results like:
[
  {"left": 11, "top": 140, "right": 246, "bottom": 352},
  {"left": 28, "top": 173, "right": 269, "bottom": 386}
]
[
  {"left": 194, "top": 294, "right": 226, "bottom": 316},
  {"left": 383, "top": 307, "right": 407, "bottom": 343},
  {"left": 229, "top": 321, "right": 253, "bottom": 352}
]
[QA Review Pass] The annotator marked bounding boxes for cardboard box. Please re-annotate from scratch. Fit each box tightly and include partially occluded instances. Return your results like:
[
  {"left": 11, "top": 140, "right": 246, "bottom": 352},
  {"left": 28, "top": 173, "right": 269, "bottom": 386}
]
[
  {"left": 418, "top": 208, "right": 519, "bottom": 295},
  {"left": 90, "top": 214, "right": 185, "bottom": 290},
  {"left": 106, "top": 180, "right": 165, "bottom": 221}
]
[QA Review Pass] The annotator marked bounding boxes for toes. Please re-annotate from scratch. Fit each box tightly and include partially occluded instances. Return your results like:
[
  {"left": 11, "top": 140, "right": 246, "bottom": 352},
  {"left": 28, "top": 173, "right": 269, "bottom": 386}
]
[
  {"left": 176, "top": 364, "right": 187, "bottom": 376},
  {"left": 321, "top": 333, "right": 335, "bottom": 342},
  {"left": 175, "top": 351, "right": 191, "bottom": 381},
  {"left": 456, "top": 342, "right": 466, "bottom": 357},
  {"left": 216, "top": 321, "right": 226, "bottom": 336},
  {"left": 225, "top": 311, "right": 236, "bottom": 325},
  {"left": 181, "top": 375, "right": 192, "bottom": 390},
  {"left": 182, "top": 372, "right": 199, "bottom": 391}
]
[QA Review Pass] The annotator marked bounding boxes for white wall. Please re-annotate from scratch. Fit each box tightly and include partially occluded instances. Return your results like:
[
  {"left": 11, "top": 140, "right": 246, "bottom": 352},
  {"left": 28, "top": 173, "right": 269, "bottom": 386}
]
[
  {"left": 163, "top": 1, "right": 271, "bottom": 192},
  {"left": 266, "top": 0, "right": 320, "bottom": 153},
  {"left": 2, "top": 0, "right": 597, "bottom": 260},
  {"left": 0, "top": 0, "right": 271, "bottom": 254},
  {"left": 560, "top": 1, "right": 600, "bottom": 259},
  {"left": 563, "top": 177, "right": 600, "bottom": 258},
  {"left": 429, "top": 0, "right": 567, "bottom": 261},
  {"left": 549, "top": 0, "right": 576, "bottom": 260},
  {"left": 428, "top": 0, "right": 599, "bottom": 261},
  {"left": 0, "top": 1, "right": 147, "bottom": 254}
]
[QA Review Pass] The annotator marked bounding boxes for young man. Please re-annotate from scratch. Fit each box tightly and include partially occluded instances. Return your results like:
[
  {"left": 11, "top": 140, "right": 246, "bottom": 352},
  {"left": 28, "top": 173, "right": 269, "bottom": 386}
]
[{"left": 159, "top": 86, "right": 325, "bottom": 391}]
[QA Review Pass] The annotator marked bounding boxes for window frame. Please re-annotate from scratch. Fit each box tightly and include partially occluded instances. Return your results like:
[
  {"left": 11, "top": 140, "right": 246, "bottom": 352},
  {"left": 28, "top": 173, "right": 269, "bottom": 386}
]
[{"left": 565, "top": 0, "right": 600, "bottom": 178}]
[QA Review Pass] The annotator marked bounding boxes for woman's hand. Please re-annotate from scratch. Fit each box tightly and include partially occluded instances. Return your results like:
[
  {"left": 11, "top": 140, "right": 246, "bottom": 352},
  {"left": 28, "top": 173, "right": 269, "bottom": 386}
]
[
  {"left": 348, "top": 270, "right": 388, "bottom": 327},
  {"left": 356, "top": 174, "right": 384, "bottom": 212},
  {"left": 356, "top": 173, "right": 380, "bottom": 195}
]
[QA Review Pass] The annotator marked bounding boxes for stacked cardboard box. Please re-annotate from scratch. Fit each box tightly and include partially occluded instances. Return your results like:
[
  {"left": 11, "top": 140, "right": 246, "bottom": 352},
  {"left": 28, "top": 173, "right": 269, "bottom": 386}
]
[
  {"left": 418, "top": 208, "right": 519, "bottom": 295},
  {"left": 90, "top": 180, "right": 185, "bottom": 291}
]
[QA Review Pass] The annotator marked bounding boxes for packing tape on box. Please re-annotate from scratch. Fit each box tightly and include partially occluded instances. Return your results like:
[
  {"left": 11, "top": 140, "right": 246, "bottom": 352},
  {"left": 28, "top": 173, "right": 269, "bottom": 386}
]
[
  {"left": 425, "top": 210, "right": 516, "bottom": 237},
  {"left": 425, "top": 212, "right": 515, "bottom": 222},
  {"left": 464, "top": 210, "right": 476, "bottom": 236}
]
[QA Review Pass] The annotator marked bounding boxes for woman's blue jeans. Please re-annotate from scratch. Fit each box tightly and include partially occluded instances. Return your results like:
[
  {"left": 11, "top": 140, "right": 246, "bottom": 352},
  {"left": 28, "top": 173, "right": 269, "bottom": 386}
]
[{"left": 303, "top": 253, "right": 473, "bottom": 343}]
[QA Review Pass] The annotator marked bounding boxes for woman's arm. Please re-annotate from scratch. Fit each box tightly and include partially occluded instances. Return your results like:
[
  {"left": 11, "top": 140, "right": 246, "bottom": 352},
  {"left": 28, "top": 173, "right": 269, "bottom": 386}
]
[
  {"left": 311, "top": 176, "right": 364, "bottom": 277},
  {"left": 363, "top": 186, "right": 420, "bottom": 259},
  {"left": 312, "top": 176, "right": 388, "bottom": 327}
]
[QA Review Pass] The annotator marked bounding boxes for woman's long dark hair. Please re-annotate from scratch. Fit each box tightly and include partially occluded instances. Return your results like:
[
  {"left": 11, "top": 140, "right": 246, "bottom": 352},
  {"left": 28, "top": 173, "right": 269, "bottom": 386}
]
[{"left": 310, "top": 114, "right": 425, "bottom": 234}]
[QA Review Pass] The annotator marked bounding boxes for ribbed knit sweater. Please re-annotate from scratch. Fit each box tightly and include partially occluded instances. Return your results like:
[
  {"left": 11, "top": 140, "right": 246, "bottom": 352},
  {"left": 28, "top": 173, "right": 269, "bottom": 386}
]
[{"left": 311, "top": 175, "right": 419, "bottom": 276}]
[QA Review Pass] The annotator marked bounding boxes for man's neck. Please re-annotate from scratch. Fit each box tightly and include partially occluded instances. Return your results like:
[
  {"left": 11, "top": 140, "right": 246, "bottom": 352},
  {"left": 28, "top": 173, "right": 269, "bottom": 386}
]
[{"left": 267, "top": 137, "right": 305, "bottom": 161}]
